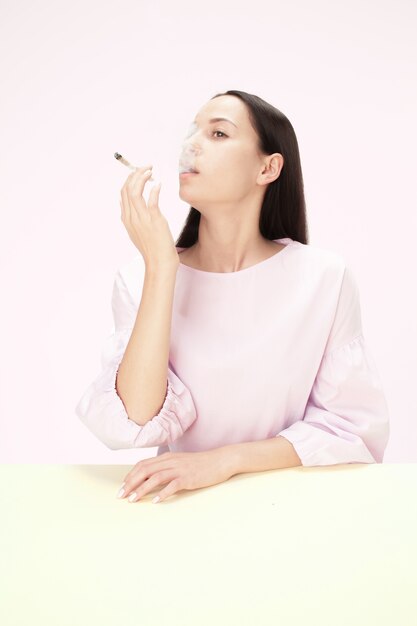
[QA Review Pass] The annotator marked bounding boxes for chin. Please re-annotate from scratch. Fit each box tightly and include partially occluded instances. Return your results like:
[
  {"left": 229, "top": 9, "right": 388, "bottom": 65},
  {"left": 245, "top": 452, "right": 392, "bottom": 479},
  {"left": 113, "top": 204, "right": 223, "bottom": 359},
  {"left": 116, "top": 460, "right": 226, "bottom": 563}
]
[{"left": 179, "top": 188, "right": 198, "bottom": 203}]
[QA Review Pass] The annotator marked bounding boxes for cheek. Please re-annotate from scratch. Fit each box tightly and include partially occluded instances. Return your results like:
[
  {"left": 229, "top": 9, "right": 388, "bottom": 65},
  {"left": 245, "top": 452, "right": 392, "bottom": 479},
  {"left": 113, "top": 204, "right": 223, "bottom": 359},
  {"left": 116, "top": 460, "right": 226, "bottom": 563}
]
[
  {"left": 211, "top": 151, "right": 250, "bottom": 177},
  {"left": 228, "top": 147, "right": 255, "bottom": 173},
  {"left": 226, "top": 157, "right": 255, "bottom": 186},
  {"left": 207, "top": 163, "right": 250, "bottom": 192}
]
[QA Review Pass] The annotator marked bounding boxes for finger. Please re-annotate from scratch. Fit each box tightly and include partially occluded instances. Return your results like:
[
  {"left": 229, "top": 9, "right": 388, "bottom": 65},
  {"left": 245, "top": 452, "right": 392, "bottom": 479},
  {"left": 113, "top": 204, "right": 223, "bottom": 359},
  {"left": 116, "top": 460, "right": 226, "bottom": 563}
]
[
  {"left": 124, "top": 452, "right": 174, "bottom": 478},
  {"left": 122, "top": 451, "right": 175, "bottom": 483},
  {"left": 147, "top": 182, "right": 162, "bottom": 212},
  {"left": 127, "top": 169, "right": 153, "bottom": 216},
  {"left": 152, "top": 477, "right": 183, "bottom": 503},
  {"left": 130, "top": 168, "right": 153, "bottom": 199},
  {"left": 128, "top": 164, "right": 153, "bottom": 188},
  {"left": 121, "top": 458, "right": 171, "bottom": 496},
  {"left": 121, "top": 173, "right": 138, "bottom": 223},
  {"left": 125, "top": 164, "right": 153, "bottom": 183},
  {"left": 123, "top": 458, "right": 154, "bottom": 483},
  {"left": 121, "top": 169, "right": 151, "bottom": 222},
  {"left": 120, "top": 164, "right": 153, "bottom": 221},
  {"left": 127, "top": 470, "right": 177, "bottom": 503},
  {"left": 121, "top": 164, "right": 153, "bottom": 199},
  {"left": 120, "top": 183, "right": 133, "bottom": 223},
  {"left": 119, "top": 473, "right": 147, "bottom": 499}
]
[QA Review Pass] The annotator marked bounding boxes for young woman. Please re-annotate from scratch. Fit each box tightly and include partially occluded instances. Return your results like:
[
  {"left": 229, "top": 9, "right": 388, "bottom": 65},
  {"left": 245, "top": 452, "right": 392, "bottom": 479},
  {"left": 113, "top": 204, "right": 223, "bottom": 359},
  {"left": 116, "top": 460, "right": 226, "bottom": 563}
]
[{"left": 75, "top": 90, "right": 390, "bottom": 504}]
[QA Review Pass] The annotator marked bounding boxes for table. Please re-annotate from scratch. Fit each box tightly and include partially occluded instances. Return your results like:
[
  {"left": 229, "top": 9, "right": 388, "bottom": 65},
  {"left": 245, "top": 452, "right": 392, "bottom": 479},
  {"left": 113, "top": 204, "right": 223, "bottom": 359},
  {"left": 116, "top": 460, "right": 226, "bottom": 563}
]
[{"left": 1, "top": 463, "right": 416, "bottom": 626}]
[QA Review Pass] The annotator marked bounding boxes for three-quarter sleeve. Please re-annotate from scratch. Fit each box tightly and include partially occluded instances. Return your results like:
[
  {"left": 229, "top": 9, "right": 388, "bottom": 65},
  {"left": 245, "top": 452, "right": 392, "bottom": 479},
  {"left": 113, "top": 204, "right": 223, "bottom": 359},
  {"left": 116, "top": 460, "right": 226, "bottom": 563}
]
[
  {"left": 74, "top": 268, "right": 197, "bottom": 450},
  {"left": 277, "top": 265, "right": 390, "bottom": 466}
]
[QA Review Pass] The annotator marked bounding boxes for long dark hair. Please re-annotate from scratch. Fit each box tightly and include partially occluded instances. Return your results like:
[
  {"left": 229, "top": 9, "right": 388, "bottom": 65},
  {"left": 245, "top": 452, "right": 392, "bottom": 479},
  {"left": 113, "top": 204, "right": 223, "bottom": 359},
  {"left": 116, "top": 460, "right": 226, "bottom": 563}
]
[{"left": 175, "top": 89, "right": 309, "bottom": 248}]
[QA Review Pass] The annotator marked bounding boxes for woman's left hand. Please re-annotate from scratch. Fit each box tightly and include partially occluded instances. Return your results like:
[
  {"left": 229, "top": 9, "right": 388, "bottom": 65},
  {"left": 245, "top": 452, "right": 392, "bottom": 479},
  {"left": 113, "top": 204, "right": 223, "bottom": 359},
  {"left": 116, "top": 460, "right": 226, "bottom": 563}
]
[{"left": 117, "top": 448, "right": 236, "bottom": 503}]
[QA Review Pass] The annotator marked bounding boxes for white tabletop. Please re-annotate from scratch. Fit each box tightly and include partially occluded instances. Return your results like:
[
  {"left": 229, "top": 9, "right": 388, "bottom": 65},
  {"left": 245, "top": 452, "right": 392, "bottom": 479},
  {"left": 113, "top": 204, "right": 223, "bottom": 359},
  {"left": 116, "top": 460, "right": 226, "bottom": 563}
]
[{"left": 1, "top": 463, "right": 416, "bottom": 626}]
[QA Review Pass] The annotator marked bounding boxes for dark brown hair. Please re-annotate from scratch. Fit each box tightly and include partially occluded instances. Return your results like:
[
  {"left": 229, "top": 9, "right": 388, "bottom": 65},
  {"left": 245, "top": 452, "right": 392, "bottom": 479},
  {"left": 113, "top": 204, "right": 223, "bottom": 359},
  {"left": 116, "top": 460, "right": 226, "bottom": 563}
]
[{"left": 175, "top": 89, "right": 309, "bottom": 248}]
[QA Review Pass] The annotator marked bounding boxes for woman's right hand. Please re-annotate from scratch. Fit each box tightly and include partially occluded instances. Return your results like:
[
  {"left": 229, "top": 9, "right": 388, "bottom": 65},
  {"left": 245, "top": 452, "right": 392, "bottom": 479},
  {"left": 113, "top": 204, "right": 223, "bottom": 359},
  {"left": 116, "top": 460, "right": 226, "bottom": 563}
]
[{"left": 120, "top": 164, "right": 180, "bottom": 271}]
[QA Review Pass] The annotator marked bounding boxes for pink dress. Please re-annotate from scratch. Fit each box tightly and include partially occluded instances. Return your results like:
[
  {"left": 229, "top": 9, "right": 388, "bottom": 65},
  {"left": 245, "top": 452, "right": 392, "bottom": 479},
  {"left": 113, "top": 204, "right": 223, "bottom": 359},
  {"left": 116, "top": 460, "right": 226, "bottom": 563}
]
[{"left": 75, "top": 238, "right": 390, "bottom": 466}]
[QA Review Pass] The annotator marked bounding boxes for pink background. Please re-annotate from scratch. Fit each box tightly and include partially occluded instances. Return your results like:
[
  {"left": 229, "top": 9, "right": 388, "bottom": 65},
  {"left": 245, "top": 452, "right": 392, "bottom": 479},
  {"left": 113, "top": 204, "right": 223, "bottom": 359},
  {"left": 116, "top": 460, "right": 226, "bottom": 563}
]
[{"left": 1, "top": 0, "right": 415, "bottom": 463}]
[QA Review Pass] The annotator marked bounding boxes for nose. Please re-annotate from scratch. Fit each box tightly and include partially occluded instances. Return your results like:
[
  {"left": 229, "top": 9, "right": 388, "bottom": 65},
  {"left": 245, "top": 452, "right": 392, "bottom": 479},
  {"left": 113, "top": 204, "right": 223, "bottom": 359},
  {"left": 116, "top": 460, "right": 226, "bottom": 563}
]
[
  {"left": 181, "top": 142, "right": 199, "bottom": 158},
  {"left": 181, "top": 122, "right": 202, "bottom": 157},
  {"left": 179, "top": 141, "right": 201, "bottom": 168}
]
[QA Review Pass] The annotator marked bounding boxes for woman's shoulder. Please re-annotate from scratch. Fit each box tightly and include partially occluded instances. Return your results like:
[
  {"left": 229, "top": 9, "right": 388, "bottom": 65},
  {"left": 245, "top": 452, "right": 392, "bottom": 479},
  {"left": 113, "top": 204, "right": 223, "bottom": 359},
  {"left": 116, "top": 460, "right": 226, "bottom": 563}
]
[{"left": 290, "top": 239, "right": 348, "bottom": 278}]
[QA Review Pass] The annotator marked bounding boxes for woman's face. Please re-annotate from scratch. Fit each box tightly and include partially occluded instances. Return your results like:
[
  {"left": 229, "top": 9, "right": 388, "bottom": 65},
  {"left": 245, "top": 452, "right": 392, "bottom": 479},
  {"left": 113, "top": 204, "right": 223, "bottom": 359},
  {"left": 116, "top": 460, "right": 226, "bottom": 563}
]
[{"left": 178, "top": 95, "right": 267, "bottom": 210}]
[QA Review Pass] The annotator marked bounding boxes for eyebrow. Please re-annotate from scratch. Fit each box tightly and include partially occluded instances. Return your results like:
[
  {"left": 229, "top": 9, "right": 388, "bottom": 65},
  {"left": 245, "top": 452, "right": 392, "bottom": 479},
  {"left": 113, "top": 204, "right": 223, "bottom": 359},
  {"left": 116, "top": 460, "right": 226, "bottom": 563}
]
[{"left": 193, "top": 117, "right": 238, "bottom": 128}]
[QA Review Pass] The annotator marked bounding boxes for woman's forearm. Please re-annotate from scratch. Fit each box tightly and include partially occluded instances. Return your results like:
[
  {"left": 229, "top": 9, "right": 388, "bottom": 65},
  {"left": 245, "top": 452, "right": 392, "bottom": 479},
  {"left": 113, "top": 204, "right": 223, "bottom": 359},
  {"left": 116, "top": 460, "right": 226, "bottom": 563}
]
[
  {"left": 115, "top": 263, "right": 179, "bottom": 426},
  {"left": 220, "top": 436, "right": 302, "bottom": 476}
]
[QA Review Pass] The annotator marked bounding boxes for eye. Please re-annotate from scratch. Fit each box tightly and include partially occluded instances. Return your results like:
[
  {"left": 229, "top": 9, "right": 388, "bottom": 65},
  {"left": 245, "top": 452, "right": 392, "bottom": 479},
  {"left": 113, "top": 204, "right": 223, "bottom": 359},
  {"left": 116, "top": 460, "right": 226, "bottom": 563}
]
[{"left": 212, "top": 130, "right": 227, "bottom": 138}]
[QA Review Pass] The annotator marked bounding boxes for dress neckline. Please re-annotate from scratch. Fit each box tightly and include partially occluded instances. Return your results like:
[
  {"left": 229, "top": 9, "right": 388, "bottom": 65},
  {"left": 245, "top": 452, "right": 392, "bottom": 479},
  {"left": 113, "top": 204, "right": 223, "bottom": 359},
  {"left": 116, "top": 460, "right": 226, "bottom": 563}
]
[{"left": 176, "top": 238, "right": 296, "bottom": 277}]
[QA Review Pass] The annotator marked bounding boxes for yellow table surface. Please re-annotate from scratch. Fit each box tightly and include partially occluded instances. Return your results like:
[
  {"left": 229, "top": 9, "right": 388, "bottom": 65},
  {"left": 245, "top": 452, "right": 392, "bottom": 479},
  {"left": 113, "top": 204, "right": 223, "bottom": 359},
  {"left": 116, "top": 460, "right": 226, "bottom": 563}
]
[{"left": 1, "top": 463, "right": 416, "bottom": 626}]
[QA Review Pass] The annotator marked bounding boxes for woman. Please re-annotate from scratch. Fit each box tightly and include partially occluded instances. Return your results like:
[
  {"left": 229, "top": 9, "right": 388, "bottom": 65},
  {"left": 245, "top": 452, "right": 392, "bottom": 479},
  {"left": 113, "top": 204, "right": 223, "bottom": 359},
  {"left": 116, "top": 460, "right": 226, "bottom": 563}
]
[{"left": 75, "top": 90, "right": 390, "bottom": 504}]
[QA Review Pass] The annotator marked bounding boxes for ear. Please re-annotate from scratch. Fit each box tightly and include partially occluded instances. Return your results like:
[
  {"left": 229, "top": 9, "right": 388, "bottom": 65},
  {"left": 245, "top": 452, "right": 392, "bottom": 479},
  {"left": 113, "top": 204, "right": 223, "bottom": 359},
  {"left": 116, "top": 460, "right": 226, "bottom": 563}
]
[{"left": 262, "top": 153, "right": 284, "bottom": 182}]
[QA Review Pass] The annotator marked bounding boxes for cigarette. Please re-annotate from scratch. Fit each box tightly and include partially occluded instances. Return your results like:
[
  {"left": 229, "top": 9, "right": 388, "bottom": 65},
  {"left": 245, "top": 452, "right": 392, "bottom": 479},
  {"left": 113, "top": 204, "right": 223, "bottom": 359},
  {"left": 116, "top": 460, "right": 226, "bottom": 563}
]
[
  {"left": 114, "top": 152, "right": 154, "bottom": 180},
  {"left": 114, "top": 152, "right": 140, "bottom": 171}
]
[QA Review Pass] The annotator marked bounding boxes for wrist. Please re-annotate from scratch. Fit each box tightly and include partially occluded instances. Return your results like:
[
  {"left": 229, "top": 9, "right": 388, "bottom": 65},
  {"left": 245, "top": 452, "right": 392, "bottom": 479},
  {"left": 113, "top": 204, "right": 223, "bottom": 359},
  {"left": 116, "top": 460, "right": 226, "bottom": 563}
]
[
  {"left": 145, "top": 262, "right": 179, "bottom": 277},
  {"left": 214, "top": 444, "right": 242, "bottom": 478}
]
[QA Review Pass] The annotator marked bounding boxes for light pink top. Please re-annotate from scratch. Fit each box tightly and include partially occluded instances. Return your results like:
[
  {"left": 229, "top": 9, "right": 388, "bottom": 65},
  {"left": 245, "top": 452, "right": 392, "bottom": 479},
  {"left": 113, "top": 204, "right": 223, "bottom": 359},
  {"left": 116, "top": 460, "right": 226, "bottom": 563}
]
[{"left": 75, "top": 238, "right": 390, "bottom": 466}]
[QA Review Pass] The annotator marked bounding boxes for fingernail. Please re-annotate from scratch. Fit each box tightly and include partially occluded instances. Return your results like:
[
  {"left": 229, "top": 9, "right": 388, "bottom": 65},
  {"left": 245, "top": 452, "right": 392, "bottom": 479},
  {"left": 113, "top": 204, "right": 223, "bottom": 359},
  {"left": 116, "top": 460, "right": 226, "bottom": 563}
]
[
  {"left": 152, "top": 495, "right": 160, "bottom": 504},
  {"left": 128, "top": 492, "right": 138, "bottom": 502},
  {"left": 116, "top": 482, "right": 126, "bottom": 498}
]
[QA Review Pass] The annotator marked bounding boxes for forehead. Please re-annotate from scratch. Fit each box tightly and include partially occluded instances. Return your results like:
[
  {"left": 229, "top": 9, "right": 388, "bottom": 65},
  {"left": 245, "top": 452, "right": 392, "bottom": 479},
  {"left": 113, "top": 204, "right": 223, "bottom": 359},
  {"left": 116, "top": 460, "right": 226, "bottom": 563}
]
[{"left": 194, "top": 96, "right": 248, "bottom": 127}]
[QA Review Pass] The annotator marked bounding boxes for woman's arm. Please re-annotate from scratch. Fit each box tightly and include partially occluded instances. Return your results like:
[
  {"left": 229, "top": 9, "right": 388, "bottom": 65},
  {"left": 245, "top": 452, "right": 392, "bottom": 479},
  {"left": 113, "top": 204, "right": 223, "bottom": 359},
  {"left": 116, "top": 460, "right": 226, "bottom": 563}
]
[
  {"left": 116, "top": 264, "right": 178, "bottom": 426},
  {"left": 221, "top": 436, "right": 302, "bottom": 475}
]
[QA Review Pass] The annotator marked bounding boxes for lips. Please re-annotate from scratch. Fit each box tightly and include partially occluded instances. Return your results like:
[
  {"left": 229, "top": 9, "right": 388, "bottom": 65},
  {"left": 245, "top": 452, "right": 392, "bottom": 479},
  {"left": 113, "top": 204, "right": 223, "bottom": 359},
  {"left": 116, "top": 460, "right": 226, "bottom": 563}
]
[
  {"left": 179, "top": 168, "right": 199, "bottom": 174},
  {"left": 179, "top": 171, "right": 199, "bottom": 178},
  {"left": 179, "top": 161, "right": 199, "bottom": 174}
]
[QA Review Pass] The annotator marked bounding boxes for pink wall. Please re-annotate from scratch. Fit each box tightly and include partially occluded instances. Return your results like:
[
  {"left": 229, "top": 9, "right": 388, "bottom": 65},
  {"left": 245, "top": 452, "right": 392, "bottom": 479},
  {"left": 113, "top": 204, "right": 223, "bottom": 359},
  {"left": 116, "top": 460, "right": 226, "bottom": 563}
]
[{"left": 1, "top": 0, "right": 415, "bottom": 463}]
